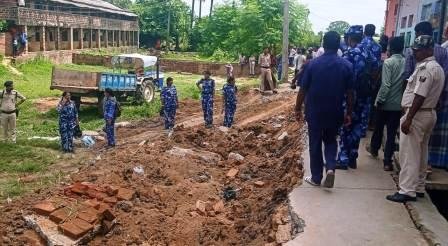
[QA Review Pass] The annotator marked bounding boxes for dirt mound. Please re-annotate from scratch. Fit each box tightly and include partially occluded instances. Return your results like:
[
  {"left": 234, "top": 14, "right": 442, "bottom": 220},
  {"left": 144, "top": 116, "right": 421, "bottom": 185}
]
[{"left": 0, "top": 89, "right": 305, "bottom": 245}]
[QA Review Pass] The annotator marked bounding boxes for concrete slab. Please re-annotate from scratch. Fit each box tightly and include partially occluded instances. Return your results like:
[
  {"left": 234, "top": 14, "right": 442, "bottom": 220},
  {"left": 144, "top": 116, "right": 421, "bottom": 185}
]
[
  {"left": 288, "top": 139, "right": 428, "bottom": 246},
  {"left": 426, "top": 168, "right": 448, "bottom": 191}
]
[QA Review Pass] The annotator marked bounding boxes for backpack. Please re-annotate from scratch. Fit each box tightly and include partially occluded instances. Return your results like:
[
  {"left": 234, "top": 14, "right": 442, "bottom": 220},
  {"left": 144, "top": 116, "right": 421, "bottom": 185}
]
[{"left": 114, "top": 101, "right": 121, "bottom": 118}]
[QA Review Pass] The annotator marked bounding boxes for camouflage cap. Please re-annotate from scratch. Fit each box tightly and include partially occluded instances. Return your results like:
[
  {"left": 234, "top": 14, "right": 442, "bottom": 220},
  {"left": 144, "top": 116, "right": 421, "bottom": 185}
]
[
  {"left": 346, "top": 25, "right": 364, "bottom": 36},
  {"left": 412, "top": 35, "right": 434, "bottom": 50}
]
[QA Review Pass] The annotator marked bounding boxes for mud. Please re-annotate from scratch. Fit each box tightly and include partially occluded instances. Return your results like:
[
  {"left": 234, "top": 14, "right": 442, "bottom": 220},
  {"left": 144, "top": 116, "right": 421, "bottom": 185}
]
[{"left": 0, "top": 87, "right": 305, "bottom": 245}]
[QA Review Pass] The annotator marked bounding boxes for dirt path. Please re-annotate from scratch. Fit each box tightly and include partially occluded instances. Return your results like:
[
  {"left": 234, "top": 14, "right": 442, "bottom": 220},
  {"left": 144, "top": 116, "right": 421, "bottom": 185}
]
[{"left": 0, "top": 87, "right": 305, "bottom": 245}]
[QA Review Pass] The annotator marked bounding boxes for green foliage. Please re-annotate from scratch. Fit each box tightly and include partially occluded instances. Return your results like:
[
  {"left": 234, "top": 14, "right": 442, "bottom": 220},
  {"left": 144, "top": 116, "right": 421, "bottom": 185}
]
[
  {"left": 192, "top": 0, "right": 314, "bottom": 57},
  {"left": 0, "top": 142, "right": 56, "bottom": 173},
  {"left": 327, "top": 21, "right": 351, "bottom": 35},
  {"left": 0, "top": 20, "right": 7, "bottom": 32},
  {"left": 103, "top": 0, "right": 133, "bottom": 9}
]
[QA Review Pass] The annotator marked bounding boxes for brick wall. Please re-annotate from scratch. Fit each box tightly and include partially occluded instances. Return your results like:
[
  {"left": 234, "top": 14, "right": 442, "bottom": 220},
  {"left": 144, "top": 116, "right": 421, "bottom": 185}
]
[
  {"left": 15, "top": 50, "right": 74, "bottom": 64},
  {"left": 0, "top": 33, "right": 5, "bottom": 56}
]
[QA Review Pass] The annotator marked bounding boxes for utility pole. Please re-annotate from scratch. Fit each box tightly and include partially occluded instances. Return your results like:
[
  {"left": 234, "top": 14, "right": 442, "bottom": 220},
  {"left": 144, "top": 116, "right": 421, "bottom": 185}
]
[
  {"left": 166, "top": 0, "right": 171, "bottom": 52},
  {"left": 281, "top": 0, "right": 289, "bottom": 83},
  {"left": 199, "top": 0, "right": 203, "bottom": 19},
  {"left": 210, "top": 0, "right": 214, "bottom": 17},
  {"left": 191, "top": 0, "right": 195, "bottom": 28}
]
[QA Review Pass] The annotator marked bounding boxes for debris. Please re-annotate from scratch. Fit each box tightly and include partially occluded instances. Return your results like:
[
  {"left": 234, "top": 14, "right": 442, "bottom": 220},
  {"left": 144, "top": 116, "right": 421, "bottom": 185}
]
[
  {"left": 102, "top": 208, "right": 116, "bottom": 221},
  {"left": 276, "top": 224, "right": 292, "bottom": 243},
  {"left": 258, "top": 133, "right": 268, "bottom": 139},
  {"left": 28, "top": 136, "right": 60, "bottom": 141},
  {"left": 244, "top": 131, "right": 255, "bottom": 141},
  {"left": 194, "top": 171, "right": 211, "bottom": 183},
  {"left": 59, "top": 218, "right": 94, "bottom": 240},
  {"left": 228, "top": 152, "right": 244, "bottom": 161},
  {"left": 115, "top": 122, "right": 132, "bottom": 128},
  {"left": 254, "top": 181, "right": 265, "bottom": 187},
  {"left": 226, "top": 168, "right": 239, "bottom": 178},
  {"left": 117, "top": 201, "right": 133, "bottom": 213},
  {"left": 166, "top": 147, "right": 222, "bottom": 164},
  {"left": 133, "top": 165, "right": 145, "bottom": 175},
  {"left": 95, "top": 155, "right": 102, "bottom": 161},
  {"left": 277, "top": 132, "right": 288, "bottom": 141},
  {"left": 95, "top": 136, "right": 105, "bottom": 142},
  {"left": 138, "top": 140, "right": 147, "bottom": 146},
  {"left": 213, "top": 201, "right": 225, "bottom": 214},
  {"left": 273, "top": 123, "right": 282, "bottom": 129},
  {"left": 218, "top": 126, "right": 229, "bottom": 133},
  {"left": 105, "top": 186, "right": 119, "bottom": 196},
  {"left": 103, "top": 197, "right": 118, "bottom": 204},
  {"left": 117, "top": 188, "right": 135, "bottom": 201},
  {"left": 195, "top": 200, "right": 207, "bottom": 215},
  {"left": 222, "top": 187, "right": 238, "bottom": 201},
  {"left": 33, "top": 201, "right": 57, "bottom": 216},
  {"left": 81, "top": 136, "right": 96, "bottom": 148},
  {"left": 82, "top": 130, "right": 100, "bottom": 137}
]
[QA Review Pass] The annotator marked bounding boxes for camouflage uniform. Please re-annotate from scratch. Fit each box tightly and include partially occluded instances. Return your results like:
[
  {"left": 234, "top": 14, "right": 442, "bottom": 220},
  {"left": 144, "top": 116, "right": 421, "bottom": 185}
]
[
  {"left": 57, "top": 100, "right": 78, "bottom": 153},
  {"left": 337, "top": 25, "right": 370, "bottom": 168},
  {"left": 103, "top": 96, "right": 117, "bottom": 147},
  {"left": 222, "top": 83, "right": 238, "bottom": 127},
  {"left": 161, "top": 85, "right": 178, "bottom": 130},
  {"left": 197, "top": 78, "right": 215, "bottom": 127}
]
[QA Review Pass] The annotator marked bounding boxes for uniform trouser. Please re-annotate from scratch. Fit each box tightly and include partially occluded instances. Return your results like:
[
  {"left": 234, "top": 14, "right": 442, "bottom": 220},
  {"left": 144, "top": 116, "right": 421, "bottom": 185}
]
[
  {"left": 370, "top": 110, "right": 401, "bottom": 165},
  {"left": 224, "top": 104, "right": 236, "bottom": 127},
  {"left": 308, "top": 124, "right": 339, "bottom": 184},
  {"left": 250, "top": 63, "right": 255, "bottom": 75},
  {"left": 260, "top": 68, "right": 275, "bottom": 92},
  {"left": 1, "top": 113, "right": 17, "bottom": 143},
  {"left": 399, "top": 110, "right": 437, "bottom": 197},
  {"left": 164, "top": 107, "right": 177, "bottom": 130},
  {"left": 201, "top": 96, "right": 214, "bottom": 126},
  {"left": 105, "top": 120, "right": 115, "bottom": 146},
  {"left": 59, "top": 122, "right": 75, "bottom": 153},
  {"left": 277, "top": 66, "right": 282, "bottom": 81},
  {"left": 360, "top": 97, "right": 372, "bottom": 138}
]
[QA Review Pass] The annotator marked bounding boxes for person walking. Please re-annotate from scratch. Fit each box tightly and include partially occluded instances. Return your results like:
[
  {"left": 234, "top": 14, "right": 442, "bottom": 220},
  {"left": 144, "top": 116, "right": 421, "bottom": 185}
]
[
  {"left": 387, "top": 35, "right": 445, "bottom": 203},
  {"left": 196, "top": 71, "right": 215, "bottom": 128},
  {"left": 404, "top": 22, "right": 448, "bottom": 172},
  {"left": 293, "top": 49, "right": 306, "bottom": 77},
  {"left": 103, "top": 88, "right": 117, "bottom": 148},
  {"left": 276, "top": 53, "right": 283, "bottom": 81},
  {"left": 249, "top": 55, "right": 256, "bottom": 76},
  {"left": 295, "top": 31, "right": 354, "bottom": 188},
  {"left": 222, "top": 76, "right": 238, "bottom": 128},
  {"left": 57, "top": 92, "right": 79, "bottom": 153},
  {"left": 259, "top": 48, "right": 276, "bottom": 93},
  {"left": 0, "top": 81, "right": 26, "bottom": 143},
  {"left": 161, "top": 77, "right": 178, "bottom": 131},
  {"left": 336, "top": 25, "right": 369, "bottom": 170},
  {"left": 368, "top": 37, "right": 405, "bottom": 171}
]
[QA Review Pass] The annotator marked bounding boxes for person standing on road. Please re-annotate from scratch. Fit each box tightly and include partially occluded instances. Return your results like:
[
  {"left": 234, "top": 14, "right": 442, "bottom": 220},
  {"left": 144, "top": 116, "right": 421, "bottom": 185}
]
[
  {"left": 387, "top": 35, "right": 445, "bottom": 203},
  {"left": 161, "top": 77, "right": 178, "bottom": 131},
  {"left": 249, "top": 55, "right": 256, "bottom": 76},
  {"left": 57, "top": 92, "right": 79, "bottom": 153},
  {"left": 295, "top": 31, "right": 354, "bottom": 188},
  {"left": 222, "top": 76, "right": 238, "bottom": 128},
  {"left": 0, "top": 81, "right": 26, "bottom": 143},
  {"left": 196, "top": 71, "right": 215, "bottom": 128},
  {"left": 336, "top": 25, "right": 369, "bottom": 170},
  {"left": 103, "top": 88, "right": 117, "bottom": 148},
  {"left": 259, "top": 48, "right": 276, "bottom": 93},
  {"left": 367, "top": 37, "right": 405, "bottom": 171}
]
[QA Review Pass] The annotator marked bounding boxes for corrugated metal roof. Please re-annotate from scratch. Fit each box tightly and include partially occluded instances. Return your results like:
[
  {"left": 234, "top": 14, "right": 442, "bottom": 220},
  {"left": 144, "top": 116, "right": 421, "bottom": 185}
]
[{"left": 52, "top": 0, "right": 137, "bottom": 17}]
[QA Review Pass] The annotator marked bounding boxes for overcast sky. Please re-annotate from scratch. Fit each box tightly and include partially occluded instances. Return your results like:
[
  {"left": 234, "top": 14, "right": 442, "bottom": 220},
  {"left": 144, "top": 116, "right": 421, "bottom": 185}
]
[{"left": 184, "top": 0, "right": 387, "bottom": 33}]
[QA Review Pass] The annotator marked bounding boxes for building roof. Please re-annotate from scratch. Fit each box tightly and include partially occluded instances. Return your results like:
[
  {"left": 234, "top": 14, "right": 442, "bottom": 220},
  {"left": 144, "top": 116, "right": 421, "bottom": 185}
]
[{"left": 52, "top": 0, "right": 137, "bottom": 17}]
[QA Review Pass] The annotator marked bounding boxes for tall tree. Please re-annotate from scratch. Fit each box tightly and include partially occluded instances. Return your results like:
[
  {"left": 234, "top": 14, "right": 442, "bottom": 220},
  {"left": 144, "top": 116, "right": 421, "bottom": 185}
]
[
  {"left": 209, "top": 0, "right": 214, "bottom": 17},
  {"left": 191, "top": 0, "right": 195, "bottom": 28},
  {"left": 327, "top": 21, "right": 350, "bottom": 35},
  {"left": 199, "top": 0, "right": 204, "bottom": 18}
]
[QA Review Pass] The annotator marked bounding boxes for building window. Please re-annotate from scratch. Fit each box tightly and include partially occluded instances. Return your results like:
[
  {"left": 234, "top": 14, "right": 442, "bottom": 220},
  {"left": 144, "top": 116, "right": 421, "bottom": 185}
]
[
  {"left": 405, "top": 32, "right": 412, "bottom": 47},
  {"left": 83, "top": 30, "right": 89, "bottom": 42},
  {"left": 408, "top": 15, "right": 414, "bottom": 27},
  {"left": 401, "top": 16, "right": 407, "bottom": 29},
  {"left": 61, "top": 29, "right": 68, "bottom": 42},
  {"left": 92, "top": 31, "right": 97, "bottom": 41},
  {"left": 421, "top": 4, "right": 432, "bottom": 21},
  {"left": 73, "top": 30, "right": 79, "bottom": 42},
  {"left": 394, "top": 4, "right": 398, "bottom": 16},
  {"left": 49, "top": 31, "right": 54, "bottom": 42},
  {"left": 35, "top": 31, "right": 40, "bottom": 41}
]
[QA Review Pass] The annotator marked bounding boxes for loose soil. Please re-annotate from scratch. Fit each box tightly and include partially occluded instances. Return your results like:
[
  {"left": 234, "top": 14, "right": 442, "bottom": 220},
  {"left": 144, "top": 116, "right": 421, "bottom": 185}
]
[{"left": 0, "top": 87, "right": 305, "bottom": 245}]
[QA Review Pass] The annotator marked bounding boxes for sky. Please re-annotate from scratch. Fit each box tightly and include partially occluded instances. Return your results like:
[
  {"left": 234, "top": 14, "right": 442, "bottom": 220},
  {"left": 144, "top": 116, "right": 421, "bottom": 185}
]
[{"left": 183, "top": 0, "right": 387, "bottom": 33}]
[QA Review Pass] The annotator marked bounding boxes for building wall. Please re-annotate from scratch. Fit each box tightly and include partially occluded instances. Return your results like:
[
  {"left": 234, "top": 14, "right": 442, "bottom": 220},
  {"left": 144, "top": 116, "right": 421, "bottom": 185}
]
[
  {"left": 397, "top": 0, "right": 422, "bottom": 47},
  {"left": 385, "top": 0, "right": 400, "bottom": 37},
  {"left": 419, "top": 0, "right": 444, "bottom": 42}
]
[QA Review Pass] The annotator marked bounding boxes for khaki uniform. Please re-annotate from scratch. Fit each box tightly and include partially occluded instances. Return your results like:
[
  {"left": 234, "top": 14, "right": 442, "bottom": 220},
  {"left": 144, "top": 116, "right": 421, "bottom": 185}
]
[
  {"left": 258, "top": 53, "right": 275, "bottom": 91},
  {"left": 399, "top": 57, "right": 445, "bottom": 197},
  {"left": 0, "top": 90, "right": 25, "bottom": 142}
]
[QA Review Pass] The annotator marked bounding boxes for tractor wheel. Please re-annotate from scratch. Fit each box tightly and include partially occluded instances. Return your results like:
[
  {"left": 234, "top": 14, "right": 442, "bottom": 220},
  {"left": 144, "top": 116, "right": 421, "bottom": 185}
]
[{"left": 139, "top": 80, "right": 155, "bottom": 103}]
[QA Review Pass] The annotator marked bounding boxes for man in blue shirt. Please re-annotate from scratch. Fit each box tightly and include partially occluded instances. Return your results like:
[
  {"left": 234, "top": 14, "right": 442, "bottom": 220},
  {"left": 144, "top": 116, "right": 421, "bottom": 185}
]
[{"left": 295, "top": 31, "right": 354, "bottom": 188}]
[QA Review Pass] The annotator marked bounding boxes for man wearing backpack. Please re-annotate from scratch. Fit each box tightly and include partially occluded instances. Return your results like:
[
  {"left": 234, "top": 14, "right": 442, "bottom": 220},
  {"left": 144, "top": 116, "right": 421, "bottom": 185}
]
[
  {"left": 103, "top": 88, "right": 119, "bottom": 148},
  {"left": 1, "top": 81, "right": 26, "bottom": 143}
]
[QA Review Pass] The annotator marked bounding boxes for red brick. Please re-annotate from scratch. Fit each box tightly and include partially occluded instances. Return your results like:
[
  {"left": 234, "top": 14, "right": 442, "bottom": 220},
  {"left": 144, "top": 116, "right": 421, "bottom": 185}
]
[
  {"left": 105, "top": 185, "right": 119, "bottom": 196},
  {"left": 82, "top": 199, "right": 100, "bottom": 209},
  {"left": 77, "top": 207, "right": 99, "bottom": 224},
  {"left": 103, "top": 196, "right": 118, "bottom": 204},
  {"left": 86, "top": 189, "right": 108, "bottom": 201},
  {"left": 33, "top": 201, "right": 56, "bottom": 216},
  {"left": 70, "top": 182, "right": 88, "bottom": 195},
  {"left": 116, "top": 188, "right": 135, "bottom": 201},
  {"left": 50, "top": 207, "right": 72, "bottom": 224},
  {"left": 59, "top": 218, "right": 93, "bottom": 240},
  {"left": 102, "top": 208, "right": 116, "bottom": 221},
  {"left": 96, "top": 203, "right": 110, "bottom": 215}
]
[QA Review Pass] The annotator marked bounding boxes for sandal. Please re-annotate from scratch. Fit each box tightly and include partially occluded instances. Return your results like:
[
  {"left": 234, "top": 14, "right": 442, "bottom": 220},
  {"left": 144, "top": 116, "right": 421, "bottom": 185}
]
[{"left": 304, "top": 176, "right": 320, "bottom": 187}]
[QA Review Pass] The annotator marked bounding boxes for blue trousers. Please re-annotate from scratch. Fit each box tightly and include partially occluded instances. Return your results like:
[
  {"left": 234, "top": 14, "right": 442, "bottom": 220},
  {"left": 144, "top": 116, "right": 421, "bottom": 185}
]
[
  {"left": 308, "top": 125, "right": 339, "bottom": 184},
  {"left": 59, "top": 123, "right": 74, "bottom": 153},
  {"left": 105, "top": 120, "right": 115, "bottom": 146},
  {"left": 202, "top": 96, "right": 214, "bottom": 126},
  {"left": 164, "top": 107, "right": 176, "bottom": 130},
  {"left": 224, "top": 104, "right": 236, "bottom": 127}
]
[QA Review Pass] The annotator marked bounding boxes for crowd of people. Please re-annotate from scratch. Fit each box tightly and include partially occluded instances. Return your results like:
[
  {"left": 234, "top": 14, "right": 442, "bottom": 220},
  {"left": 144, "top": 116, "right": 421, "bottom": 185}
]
[{"left": 295, "top": 21, "right": 448, "bottom": 204}]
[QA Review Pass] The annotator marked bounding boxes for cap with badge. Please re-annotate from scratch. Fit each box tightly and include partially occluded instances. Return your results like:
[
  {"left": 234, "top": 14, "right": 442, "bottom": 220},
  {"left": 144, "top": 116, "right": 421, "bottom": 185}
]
[
  {"left": 412, "top": 35, "right": 434, "bottom": 50},
  {"left": 346, "top": 25, "right": 364, "bottom": 36}
]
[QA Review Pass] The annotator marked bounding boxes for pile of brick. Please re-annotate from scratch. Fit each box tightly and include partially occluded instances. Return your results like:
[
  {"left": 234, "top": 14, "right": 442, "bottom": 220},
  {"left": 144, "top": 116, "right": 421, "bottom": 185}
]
[{"left": 27, "top": 182, "right": 135, "bottom": 244}]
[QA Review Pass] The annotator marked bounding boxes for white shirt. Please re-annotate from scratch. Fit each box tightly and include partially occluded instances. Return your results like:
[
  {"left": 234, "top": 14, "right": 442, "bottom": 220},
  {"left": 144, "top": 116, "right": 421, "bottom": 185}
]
[{"left": 293, "top": 54, "right": 306, "bottom": 70}]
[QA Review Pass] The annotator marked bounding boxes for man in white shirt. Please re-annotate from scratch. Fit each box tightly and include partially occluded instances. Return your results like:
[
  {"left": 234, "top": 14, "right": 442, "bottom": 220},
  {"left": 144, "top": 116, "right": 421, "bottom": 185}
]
[{"left": 293, "top": 49, "right": 306, "bottom": 76}]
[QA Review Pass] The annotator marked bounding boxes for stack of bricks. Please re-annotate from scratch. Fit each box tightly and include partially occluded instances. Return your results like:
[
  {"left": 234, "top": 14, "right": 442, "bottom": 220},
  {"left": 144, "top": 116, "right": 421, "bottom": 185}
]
[{"left": 32, "top": 182, "right": 135, "bottom": 241}]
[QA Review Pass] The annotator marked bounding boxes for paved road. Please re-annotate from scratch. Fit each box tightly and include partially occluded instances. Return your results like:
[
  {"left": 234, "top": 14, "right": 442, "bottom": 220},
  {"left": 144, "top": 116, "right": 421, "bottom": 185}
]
[{"left": 287, "top": 138, "right": 428, "bottom": 246}]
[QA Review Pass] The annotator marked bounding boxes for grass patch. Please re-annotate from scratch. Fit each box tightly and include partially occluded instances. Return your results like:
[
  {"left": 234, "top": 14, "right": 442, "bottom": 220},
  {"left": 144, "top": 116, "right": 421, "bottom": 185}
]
[
  {"left": 0, "top": 142, "right": 56, "bottom": 173},
  {"left": 58, "top": 63, "right": 114, "bottom": 73}
]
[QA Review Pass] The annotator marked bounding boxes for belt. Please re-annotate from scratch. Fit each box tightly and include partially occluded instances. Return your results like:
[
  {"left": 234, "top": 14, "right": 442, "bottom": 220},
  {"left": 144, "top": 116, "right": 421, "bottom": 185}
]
[
  {"left": 1, "top": 110, "right": 16, "bottom": 114},
  {"left": 403, "top": 107, "right": 434, "bottom": 112},
  {"left": 261, "top": 66, "right": 270, "bottom": 69}
]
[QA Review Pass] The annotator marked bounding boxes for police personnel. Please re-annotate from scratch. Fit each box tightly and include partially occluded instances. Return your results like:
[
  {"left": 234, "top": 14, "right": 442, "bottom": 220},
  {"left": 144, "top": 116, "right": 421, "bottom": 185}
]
[
  {"left": 0, "top": 81, "right": 26, "bottom": 143},
  {"left": 387, "top": 35, "right": 445, "bottom": 203}
]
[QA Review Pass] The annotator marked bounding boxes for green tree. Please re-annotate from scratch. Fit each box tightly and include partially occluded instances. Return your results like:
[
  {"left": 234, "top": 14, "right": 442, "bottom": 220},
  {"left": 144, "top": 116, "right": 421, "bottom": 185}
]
[
  {"left": 0, "top": 21, "right": 7, "bottom": 32},
  {"left": 327, "top": 21, "right": 350, "bottom": 35},
  {"left": 103, "top": 0, "right": 133, "bottom": 9}
]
